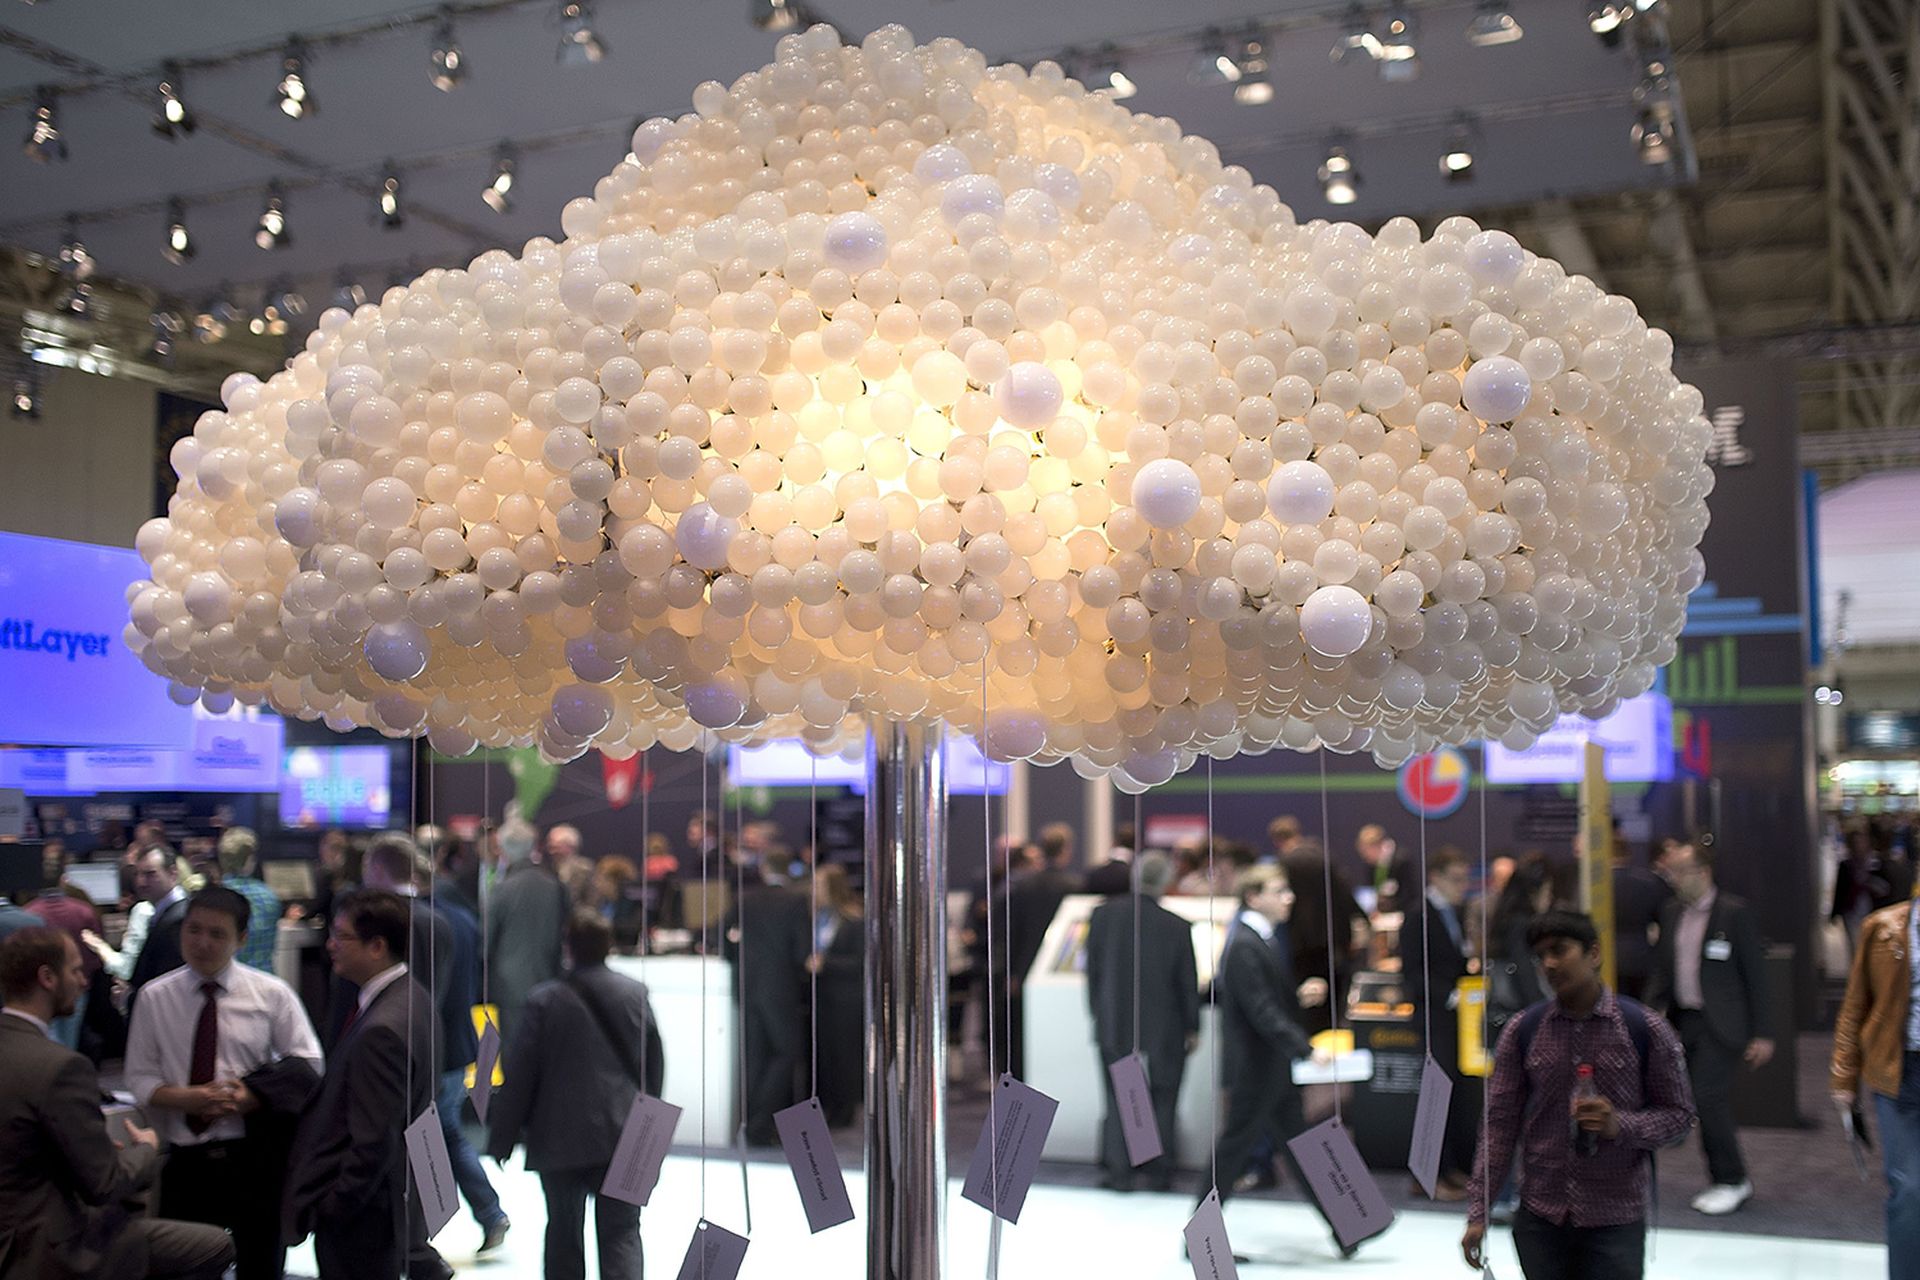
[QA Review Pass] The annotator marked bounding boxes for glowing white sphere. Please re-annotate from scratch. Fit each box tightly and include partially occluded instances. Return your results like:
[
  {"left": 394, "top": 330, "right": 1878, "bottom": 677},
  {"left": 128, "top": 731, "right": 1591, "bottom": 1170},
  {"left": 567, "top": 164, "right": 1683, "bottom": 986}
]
[
  {"left": 364, "top": 621, "right": 431, "bottom": 682},
  {"left": 1462, "top": 356, "right": 1532, "bottom": 423},
  {"left": 1131, "top": 459, "right": 1202, "bottom": 529},
  {"left": 993, "top": 362, "right": 1062, "bottom": 429},
  {"left": 823, "top": 212, "right": 889, "bottom": 274},
  {"left": 1299, "top": 585, "right": 1374, "bottom": 658},
  {"left": 1267, "top": 460, "right": 1336, "bottom": 525}
]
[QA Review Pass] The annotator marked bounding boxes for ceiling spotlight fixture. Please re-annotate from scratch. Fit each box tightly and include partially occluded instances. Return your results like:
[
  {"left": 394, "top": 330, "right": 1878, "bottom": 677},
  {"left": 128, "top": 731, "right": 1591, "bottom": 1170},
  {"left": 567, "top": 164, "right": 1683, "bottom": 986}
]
[
  {"left": 256, "top": 183, "right": 291, "bottom": 250},
  {"left": 1632, "top": 107, "right": 1675, "bottom": 165},
  {"left": 484, "top": 143, "right": 516, "bottom": 212},
  {"left": 276, "top": 38, "right": 315, "bottom": 118},
  {"left": 1231, "top": 37, "right": 1273, "bottom": 105},
  {"left": 148, "top": 309, "right": 181, "bottom": 369},
  {"left": 192, "top": 290, "right": 239, "bottom": 344},
  {"left": 1465, "top": 0, "right": 1524, "bottom": 46},
  {"left": 152, "top": 63, "right": 197, "bottom": 138},
  {"left": 164, "top": 197, "right": 195, "bottom": 264},
  {"left": 1440, "top": 116, "right": 1477, "bottom": 181},
  {"left": 1092, "top": 45, "right": 1138, "bottom": 99},
  {"left": 557, "top": 2, "right": 606, "bottom": 66},
  {"left": 1588, "top": 2, "right": 1629, "bottom": 47},
  {"left": 59, "top": 280, "right": 94, "bottom": 322},
  {"left": 429, "top": 9, "right": 467, "bottom": 91},
  {"left": 11, "top": 368, "right": 41, "bottom": 421},
  {"left": 378, "top": 164, "right": 404, "bottom": 229},
  {"left": 1376, "top": 5, "right": 1419, "bottom": 80},
  {"left": 1635, "top": 50, "right": 1676, "bottom": 111},
  {"left": 1332, "top": 7, "right": 1382, "bottom": 65},
  {"left": 1191, "top": 30, "right": 1235, "bottom": 82},
  {"left": 331, "top": 271, "right": 368, "bottom": 314},
  {"left": 57, "top": 216, "right": 94, "bottom": 282},
  {"left": 260, "top": 279, "right": 307, "bottom": 336},
  {"left": 24, "top": 87, "right": 66, "bottom": 163},
  {"left": 1319, "top": 140, "right": 1359, "bottom": 205},
  {"left": 751, "top": 0, "right": 804, "bottom": 32}
]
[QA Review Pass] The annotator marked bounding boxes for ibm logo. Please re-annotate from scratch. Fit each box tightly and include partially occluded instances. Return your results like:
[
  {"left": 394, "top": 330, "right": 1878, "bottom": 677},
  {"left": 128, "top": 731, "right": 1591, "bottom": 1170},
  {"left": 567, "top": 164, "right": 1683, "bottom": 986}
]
[{"left": 1705, "top": 405, "right": 1753, "bottom": 467}]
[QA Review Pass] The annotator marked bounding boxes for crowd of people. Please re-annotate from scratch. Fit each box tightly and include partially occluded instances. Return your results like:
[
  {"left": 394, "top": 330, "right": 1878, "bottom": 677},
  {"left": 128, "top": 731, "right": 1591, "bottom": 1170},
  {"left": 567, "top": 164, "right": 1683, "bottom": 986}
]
[{"left": 0, "top": 802, "right": 1868, "bottom": 1280}]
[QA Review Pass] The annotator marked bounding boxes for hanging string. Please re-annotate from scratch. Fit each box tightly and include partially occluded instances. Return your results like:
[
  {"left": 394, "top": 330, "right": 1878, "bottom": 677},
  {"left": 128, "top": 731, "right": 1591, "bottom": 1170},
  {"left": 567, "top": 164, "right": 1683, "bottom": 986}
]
[
  {"left": 809, "top": 755, "right": 820, "bottom": 1096},
  {"left": 1319, "top": 749, "right": 1343, "bottom": 1128},
  {"left": 639, "top": 746, "right": 650, "bottom": 1093},
  {"left": 403, "top": 736, "right": 418, "bottom": 1258},
  {"left": 981, "top": 660, "right": 1003, "bottom": 1276},
  {"left": 1418, "top": 792, "right": 1433, "bottom": 1053},
  {"left": 1477, "top": 761, "right": 1492, "bottom": 1229},
  {"left": 699, "top": 732, "right": 711, "bottom": 1221},
  {"left": 1129, "top": 780, "right": 1140, "bottom": 1059},
  {"left": 1206, "top": 757, "right": 1219, "bottom": 1195},
  {"left": 732, "top": 755, "right": 753, "bottom": 1232}
]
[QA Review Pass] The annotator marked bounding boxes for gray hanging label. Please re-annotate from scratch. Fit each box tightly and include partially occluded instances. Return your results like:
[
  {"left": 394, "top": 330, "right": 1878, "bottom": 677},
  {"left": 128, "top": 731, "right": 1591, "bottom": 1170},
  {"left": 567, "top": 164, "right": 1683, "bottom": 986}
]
[
  {"left": 673, "top": 1219, "right": 749, "bottom": 1280},
  {"left": 960, "top": 1074, "right": 1059, "bottom": 1224},
  {"left": 1408, "top": 1054, "right": 1455, "bottom": 1198},
  {"left": 404, "top": 1102, "right": 458, "bottom": 1240},
  {"left": 1183, "top": 1189, "right": 1239, "bottom": 1280},
  {"left": 774, "top": 1098, "right": 855, "bottom": 1233},
  {"left": 1108, "top": 1052, "right": 1164, "bottom": 1167},
  {"left": 599, "top": 1092, "right": 682, "bottom": 1208},
  {"left": 468, "top": 1020, "right": 500, "bottom": 1125},
  {"left": 1286, "top": 1116, "right": 1395, "bottom": 1250}
]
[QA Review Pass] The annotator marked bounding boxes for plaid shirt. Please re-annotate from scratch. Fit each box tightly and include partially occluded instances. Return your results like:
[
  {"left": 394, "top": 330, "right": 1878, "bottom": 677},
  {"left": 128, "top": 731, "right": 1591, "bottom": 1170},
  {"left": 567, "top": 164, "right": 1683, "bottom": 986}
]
[
  {"left": 225, "top": 875, "right": 283, "bottom": 973},
  {"left": 1468, "top": 988, "right": 1695, "bottom": 1228}
]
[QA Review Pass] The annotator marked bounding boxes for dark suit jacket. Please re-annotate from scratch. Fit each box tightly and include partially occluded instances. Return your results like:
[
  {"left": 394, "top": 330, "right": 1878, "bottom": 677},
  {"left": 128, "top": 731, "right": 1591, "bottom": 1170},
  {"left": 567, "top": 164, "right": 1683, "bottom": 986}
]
[
  {"left": 0, "top": 1014, "right": 157, "bottom": 1280},
  {"left": 283, "top": 972, "right": 436, "bottom": 1247},
  {"left": 723, "top": 882, "right": 813, "bottom": 1015},
  {"left": 431, "top": 894, "right": 482, "bottom": 1071},
  {"left": 1006, "top": 866, "right": 1082, "bottom": 985},
  {"left": 1612, "top": 865, "right": 1673, "bottom": 985},
  {"left": 486, "top": 964, "right": 661, "bottom": 1173},
  {"left": 1085, "top": 894, "right": 1199, "bottom": 1079},
  {"left": 1645, "top": 891, "right": 1771, "bottom": 1051},
  {"left": 126, "top": 895, "right": 188, "bottom": 1007},
  {"left": 1217, "top": 922, "right": 1313, "bottom": 1090},
  {"left": 1398, "top": 891, "right": 1470, "bottom": 1017},
  {"left": 486, "top": 863, "right": 568, "bottom": 1038}
]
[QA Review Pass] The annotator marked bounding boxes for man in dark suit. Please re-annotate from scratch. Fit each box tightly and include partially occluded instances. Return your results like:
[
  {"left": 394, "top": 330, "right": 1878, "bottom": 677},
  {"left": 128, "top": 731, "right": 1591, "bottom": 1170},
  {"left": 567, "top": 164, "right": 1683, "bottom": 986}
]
[
  {"left": 489, "top": 910, "right": 662, "bottom": 1280},
  {"left": 1611, "top": 840, "right": 1674, "bottom": 1002},
  {"left": 1397, "top": 846, "right": 1478, "bottom": 1198},
  {"left": 127, "top": 845, "right": 190, "bottom": 1008},
  {"left": 0, "top": 926, "right": 233, "bottom": 1280},
  {"left": 284, "top": 890, "right": 440, "bottom": 1280},
  {"left": 1005, "top": 826, "right": 1083, "bottom": 1078},
  {"left": 487, "top": 816, "right": 569, "bottom": 1045},
  {"left": 1084, "top": 851, "right": 1199, "bottom": 1191},
  {"left": 1645, "top": 840, "right": 1771, "bottom": 1216},
  {"left": 723, "top": 857, "right": 812, "bottom": 1146}
]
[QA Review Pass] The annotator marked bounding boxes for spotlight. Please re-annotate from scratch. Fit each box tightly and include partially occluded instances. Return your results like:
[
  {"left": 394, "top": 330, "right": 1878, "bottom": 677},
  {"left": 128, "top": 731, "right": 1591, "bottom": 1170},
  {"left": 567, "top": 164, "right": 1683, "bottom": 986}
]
[
  {"left": 1465, "top": 0, "right": 1524, "bottom": 46},
  {"left": 256, "top": 183, "right": 291, "bottom": 250},
  {"left": 164, "top": 198, "right": 195, "bottom": 264},
  {"left": 1319, "top": 142, "right": 1359, "bottom": 205},
  {"left": 23, "top": 87, "right": 66, "bottom": 163},
  {"left": 557, "top": 2, "right": 606, "bottom": 66},
  {"left": 11, "top": 369, "right": 41, "bottom": 421},
  {"left": 429, "top": 9, "right": 466, "bottom": 91},
  {"left": 331, "top": 272, "right": 368, "bottom": 313},
  {"left": 58, "top": 280, "right": 93, "bottom": 322},
  {"left": 483, "top": 143, "right": 517, "bottom": 213},
  {"left": 148, "top": 310, "right": 181, "bottom": 369},
  {"left": 1231, "top": 38, "right": 1273, "bottom": 105},
  {"left": 750, "top": 0, "right": 804, "bottom": 32},
  {"left": 262, "top": 279, "right": 307, "bottom": 335},
  {"left": 1332, "top": 7, "right": 1381, "bottom": 65},
  {"left": 152, "top": 63, "right": 197, "bottom": 138},
  {"left": 192, "top": 290, "right": 239, "bottom": 344},
  {"left": 1190, "top": 30, "right": 1235, "bottom": 83},
  {"left": 378, "top": 164, "right": 404, "bottom": 229},
  {"left": 1440, "top": 118, "right": 1476, "bottom": 181},
  {"left": 1092, "top": 45, "right": 1137, "bottom": 99},
  {"left": 57, "top": 217, "right": 94, "bottom": 281},
  {"left": 276, "top": 39, "right": 315, "bottom": 118},
  {"left": 1588, "top": 2, "right": 1629, "bottom": 47},
  {"left": 1632, "top": 108, "right": 1674, "bottom": 165},
  {"left": 1635, "top": 51, "right": 1676, "bottom": 111},
  {"left": 1375, "top": 5, "right": 1419, "bottom": 81}
]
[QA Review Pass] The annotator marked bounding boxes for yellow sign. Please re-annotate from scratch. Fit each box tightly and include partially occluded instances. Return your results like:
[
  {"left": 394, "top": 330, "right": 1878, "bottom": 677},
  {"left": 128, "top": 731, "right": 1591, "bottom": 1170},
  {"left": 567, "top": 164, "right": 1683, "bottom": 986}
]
[
  {"left": 1457, "top": 976, "right": 1489, "bottom": 1076},
  {"left": 464, "top": 1004, "right": 505, "bottom": 1089},
  {"left": 1578, "top": 740, "right": 1616, "bottom": 990}
]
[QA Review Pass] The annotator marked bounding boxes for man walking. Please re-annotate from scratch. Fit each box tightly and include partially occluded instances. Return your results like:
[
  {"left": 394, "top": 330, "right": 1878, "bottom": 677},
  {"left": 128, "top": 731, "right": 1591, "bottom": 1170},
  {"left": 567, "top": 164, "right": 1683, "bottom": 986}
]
[
  {"left": 723, "top": 856, "right": 812, "bottom": 1146},
  {"left": 1463, "top": 910, "right": 1695, "bottom": 1280},
  {"left": 487, "top": 815, "right": 569, "bottom": 1044},
  {"left": 214, "top": 828, "right": 283, "bottom": 972},
  {"left": 1644, "top": 840, "right": 1772, "bottom": 1216},
  {"left": 1832, "top": 885, "right": 1920, "bottom": 1280},
  {"left": 0, "top": 926, "right": 234, "bottom": 1279},
  {"left": 1399, "top": 847, "right": 1479, "bottom": 1199},
  {"left": 1084, "top": 852, "right": 1199, "bottom": 1191},
  {"left": 489, "top": 911, "right": 663, "bottom": 1280},
  {"left": 125, "top": 887, "right": 323, "bottom": 1280}
]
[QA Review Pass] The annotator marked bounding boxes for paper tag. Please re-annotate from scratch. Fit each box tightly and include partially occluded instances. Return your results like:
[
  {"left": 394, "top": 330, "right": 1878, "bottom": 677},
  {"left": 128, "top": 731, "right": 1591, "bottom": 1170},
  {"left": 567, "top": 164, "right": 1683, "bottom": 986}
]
[
  {"left": 960, "top": 1074, "right": 1060, "bottom": 1224},
  {"left": 1287, "top": 1117, "right": 1395, "bottom": 1250},
  {"left": 1183, "top": 1189, "right": 1239, "bottom": 1280},
  {"left": 468, "top": 1020, "right": 501, "bottom": 1124},
  {"left": 0, "top": 788, "right": 24, "bottom": 837},
  {"left": 404, "top": 1102, "right": 458, "bottom": 1239},
  {"left": 1108, "top": 1052, "right": 1164, "bottom": 1168},
  {"left": 673, "top": 1219, "right": 749, "bottom": 1280},
  {"left": 1705, "top": 938, "right": 1733, "bottom": 961},
  {"left": 1408, "top": 1055, "right": 1455, "bottom": 1198},
  {"left": 774, "top": 1098, "right": 855, "bottom": 1233},
  {"left": 599, "top": 1093, "right": 683, "bottom": 1207}
]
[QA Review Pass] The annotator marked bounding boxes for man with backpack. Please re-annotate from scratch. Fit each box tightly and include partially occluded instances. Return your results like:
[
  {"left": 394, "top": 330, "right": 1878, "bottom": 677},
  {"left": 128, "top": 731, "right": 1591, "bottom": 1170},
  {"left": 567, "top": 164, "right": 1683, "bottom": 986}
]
[{"left": 1462, "top": 910, "right": 1695, "bottom": 1280}]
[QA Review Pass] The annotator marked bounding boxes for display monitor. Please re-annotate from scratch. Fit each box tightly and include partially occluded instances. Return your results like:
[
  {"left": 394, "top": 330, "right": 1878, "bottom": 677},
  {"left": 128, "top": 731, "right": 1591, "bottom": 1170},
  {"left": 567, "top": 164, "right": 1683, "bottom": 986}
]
[
  {"left": 727, "top": 736, "right": 1010, "bottom": 795},
  {"left": 262, "top": 859, "right": 317, "bottom": 901},
  {"left": 1483, "top": 691, "right": 1675, "bottom": 785},
  {"left": 63, "top": 862, "right": 123, "bottom": 904},
  {"left": 278, "top": 746, "right": 393, "bottom": 829}
]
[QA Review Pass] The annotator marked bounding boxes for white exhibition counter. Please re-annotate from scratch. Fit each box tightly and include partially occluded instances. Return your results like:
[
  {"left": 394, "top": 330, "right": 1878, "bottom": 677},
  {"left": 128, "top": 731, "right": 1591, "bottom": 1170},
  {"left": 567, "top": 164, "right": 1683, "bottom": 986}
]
[{"left": 610, "top": 953, "right": 737, "bottom": 1140}]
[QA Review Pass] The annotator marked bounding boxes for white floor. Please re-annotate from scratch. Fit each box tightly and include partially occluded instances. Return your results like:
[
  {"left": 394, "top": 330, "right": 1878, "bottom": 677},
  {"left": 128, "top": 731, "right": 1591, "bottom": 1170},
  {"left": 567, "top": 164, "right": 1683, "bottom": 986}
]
[{"left": 287, "top": 1151, "right": 1884, "bottom": 1279}]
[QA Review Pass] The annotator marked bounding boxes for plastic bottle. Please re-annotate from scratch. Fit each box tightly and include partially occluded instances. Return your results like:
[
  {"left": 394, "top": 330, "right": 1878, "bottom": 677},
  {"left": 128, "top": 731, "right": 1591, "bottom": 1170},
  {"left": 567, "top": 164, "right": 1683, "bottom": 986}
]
[{"left": 1572, "top": 1063, "right": 1601, "bottom": 1157}]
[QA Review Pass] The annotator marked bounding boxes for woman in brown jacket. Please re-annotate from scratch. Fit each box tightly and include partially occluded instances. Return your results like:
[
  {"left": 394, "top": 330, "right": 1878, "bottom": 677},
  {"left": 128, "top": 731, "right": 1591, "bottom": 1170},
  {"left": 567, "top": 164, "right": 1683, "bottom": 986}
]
[{"left": 1832, "top": 897, "right": 1918, "bottom": 1278}]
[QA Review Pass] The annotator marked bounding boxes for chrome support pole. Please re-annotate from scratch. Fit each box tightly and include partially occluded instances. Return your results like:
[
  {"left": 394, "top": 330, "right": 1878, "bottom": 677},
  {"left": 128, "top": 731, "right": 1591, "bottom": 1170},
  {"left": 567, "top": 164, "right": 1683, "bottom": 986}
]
[{"left": 865, "top": 718, "right": 947, "bottom": 1280}]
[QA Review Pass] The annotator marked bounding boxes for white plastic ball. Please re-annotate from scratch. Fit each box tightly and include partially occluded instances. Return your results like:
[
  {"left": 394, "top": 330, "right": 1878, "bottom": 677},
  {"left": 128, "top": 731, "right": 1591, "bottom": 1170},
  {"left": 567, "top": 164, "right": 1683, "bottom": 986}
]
[{"left": 1131, "top": 459, "right": 1202, "bottom": 529}]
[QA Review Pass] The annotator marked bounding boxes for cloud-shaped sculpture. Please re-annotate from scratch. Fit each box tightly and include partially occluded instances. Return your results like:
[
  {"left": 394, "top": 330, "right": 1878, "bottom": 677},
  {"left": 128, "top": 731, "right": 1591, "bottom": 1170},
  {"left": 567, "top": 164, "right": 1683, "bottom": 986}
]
[{"left": 127, "top": 24, "right": 1710, "bottom": 791}]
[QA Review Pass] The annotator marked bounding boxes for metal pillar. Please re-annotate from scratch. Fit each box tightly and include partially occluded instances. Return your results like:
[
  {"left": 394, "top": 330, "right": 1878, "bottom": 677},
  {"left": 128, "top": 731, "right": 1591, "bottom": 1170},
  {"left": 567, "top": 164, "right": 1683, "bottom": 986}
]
[{"left": 864, "top": 718, "right": 947, "bottom": 1280}]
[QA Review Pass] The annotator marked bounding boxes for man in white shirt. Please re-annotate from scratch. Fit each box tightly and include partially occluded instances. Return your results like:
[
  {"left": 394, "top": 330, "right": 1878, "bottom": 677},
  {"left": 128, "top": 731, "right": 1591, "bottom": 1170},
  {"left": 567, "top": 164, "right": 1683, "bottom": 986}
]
[{"left": 126, "top": 887, "right": 323, "bottom": 1280}]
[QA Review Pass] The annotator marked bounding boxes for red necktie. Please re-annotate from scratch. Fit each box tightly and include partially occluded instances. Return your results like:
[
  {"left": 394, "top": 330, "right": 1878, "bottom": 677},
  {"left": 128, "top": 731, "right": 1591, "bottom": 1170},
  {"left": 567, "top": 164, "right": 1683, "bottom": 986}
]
[{"left": 186, "top": 981, "right": 219, "bottom": 1135}]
